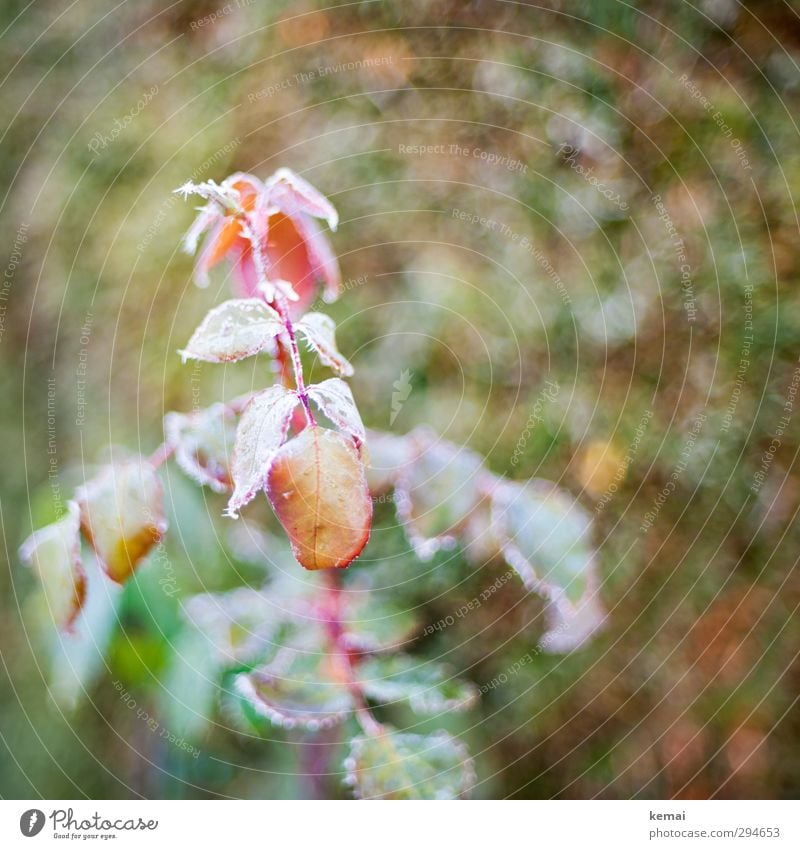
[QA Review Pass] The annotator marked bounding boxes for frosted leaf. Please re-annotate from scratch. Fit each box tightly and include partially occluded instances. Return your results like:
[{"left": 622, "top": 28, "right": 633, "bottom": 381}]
[
  {"left": 47, "top": 553, "right": 122, "bottom": 708},
  {"left": 179, "top": 299, "right": 283, "bottom": 364},
  {"left": 182, "top": 587, "right": 281, "bottom": 668},
  {"left": 265, "top": 167, "right": 339, "bottom": 230},
  {"left": 230, "top": 650, "right": 354, "bottom": 731},
  {"left": 306, "top": 378, "right": 365, "bottom": 445},
  {"left": 345, "top": 729, "right": 475, "bottom": 799},
  {"left": 491, "top": 478, "right": 596, "bottom": 605},
  {"left": 362, "top": 430, "right": 416, "bottom": 495},
  {"left": 164, "top": 403, "right": 237, "bottom": 493},
  {"left": 359, "top": 655, "right": 478, "bottom": 714},
  {"left": 19, "top": 502, "right": 86, "bottom": 631},
  {"left": 76, "top": 460, "right": 167, "bottom": 584},
  {"left": 539, "top": 590, "right": 607, "bottom": 653},
  {"left": 296, "top": 313, "right": 354, "bottom": 377},
  {"left": 341, "top": 596, "right": 419, "bottom": 653},
  {"left": 266, "top": 426, "right": 372, "bottom": 570},
  {"left": 396, "top": 429, "right": 485, "bottom": 560},
  {"left": 226, "top": 385, "right": 299, "bottom": 518}
]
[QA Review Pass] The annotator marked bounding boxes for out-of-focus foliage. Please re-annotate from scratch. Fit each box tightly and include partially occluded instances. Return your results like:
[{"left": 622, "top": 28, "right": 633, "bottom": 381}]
[{"left": 3, "top": 0, "right": 800, "bottom": 800}]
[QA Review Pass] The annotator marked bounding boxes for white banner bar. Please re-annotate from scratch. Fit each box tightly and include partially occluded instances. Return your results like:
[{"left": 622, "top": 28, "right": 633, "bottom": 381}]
[{"left": 1, "top": 800, "right": 797, "bottom": 848}]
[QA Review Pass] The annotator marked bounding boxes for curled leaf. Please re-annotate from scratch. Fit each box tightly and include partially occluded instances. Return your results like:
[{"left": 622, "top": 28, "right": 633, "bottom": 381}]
[
  {"left": 491, "top": 478, "right": 595, "bottom": 605},
  {"left": 265, "top": 167, "right": 339, "bottom": 231},
  {"left": 296, "top": 313, "right": 353, "bottom": 376},
  {"left": 266, "top": 426, "right": 372, "bottom": 570},
  {"left": 164, "top": 403, "right": 237, "bottom": 493},
  {"left": 345, "top": 729, "right": 475, "bottom": 799},
  {"left": 227, "top": 384, "right": 299, "bottom": 518},
  {"left": 179, "top": 299, "right": 283, "bottom": 363},
  {"left": 19, "top": 502, "right": 86, "bottom": 630},
  {"left": 306, "top": 378, "right": 365, "bottom": 445},
  {"left": 359, "top": 655, "right": 478, "bottom": 714},
  {"left": 76, "top": 461, "right": 167, "bottom": 584},
  {"left": 396, "top": 430, "right": 485, "bottom": 560},
  {"left": 230, "top": 651, "right": 353, "bottom": 731}
]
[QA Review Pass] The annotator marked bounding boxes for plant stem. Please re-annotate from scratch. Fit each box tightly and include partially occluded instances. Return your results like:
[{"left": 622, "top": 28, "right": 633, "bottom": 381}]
[
  {"left": 272, "top": 290, "right": 316, "bottom": 426},
  {"left": 148, "top": 442, "right": 174, "bottom": 469},
  {"left": 322, "top": 570, "right": 384, "bottom": 738}
]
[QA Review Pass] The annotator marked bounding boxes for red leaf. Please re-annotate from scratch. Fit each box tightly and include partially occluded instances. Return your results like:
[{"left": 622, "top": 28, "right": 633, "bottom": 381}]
[{"left": 266, "top": 427, "right": 372, "bottom": 570}]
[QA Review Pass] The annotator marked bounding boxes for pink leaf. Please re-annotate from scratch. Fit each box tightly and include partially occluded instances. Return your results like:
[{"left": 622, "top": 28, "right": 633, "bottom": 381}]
[{"left": 264, "top": 167, "right": 338, "bottom": 230}]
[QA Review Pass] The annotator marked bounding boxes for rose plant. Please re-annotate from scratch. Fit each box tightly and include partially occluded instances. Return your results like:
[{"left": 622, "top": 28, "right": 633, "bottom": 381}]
[{"left": 20, "top": 168, "right": 605, "bottom": 799}]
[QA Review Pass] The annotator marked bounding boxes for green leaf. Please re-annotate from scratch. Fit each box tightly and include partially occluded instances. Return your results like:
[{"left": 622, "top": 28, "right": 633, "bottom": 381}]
[
  {"left": 179, "top": 298, "right": 283, "bottom": 363},
  {"left": 296, "top": 312, "right": 354, "bottom": 376},
  {"left": 165, "top": 403, "right": 237, "bottom": 493},
  {"left": 182, "top": 587, "right": 281, "bottom": 668},
  {"left": 359, "top": 655, "right": 478, "bottom": 714},
  {"left": 19, "top": 502, "right": 86, "bottom": 630},
  {"left": 47, "top": 553, "right": 123, "bottom": 708},
  {"left": 396, "top": 429, "right": 485, "bottom": 559},
  {"left": 229, "top": 650, "right": 354, "bottom": 731},
  {"left": 345, "top": 729, "right": 475, "bottom": 799},
  {"left": 342, "top": 597, "right": 419, "bottom": 653},
  {"left": 158, "top": 626, "right": 220, "bottom": 743},
  {"left": 77, "top": 460, "right": 167, "bottom": 584},
  {"left": 491, "top": 478, "right": 596, "bottom": 605}
]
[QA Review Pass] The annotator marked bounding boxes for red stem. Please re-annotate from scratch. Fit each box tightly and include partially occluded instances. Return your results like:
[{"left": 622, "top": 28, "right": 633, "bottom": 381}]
[{"left": 322, "top": 570, "right": 384, "bottom": 737}]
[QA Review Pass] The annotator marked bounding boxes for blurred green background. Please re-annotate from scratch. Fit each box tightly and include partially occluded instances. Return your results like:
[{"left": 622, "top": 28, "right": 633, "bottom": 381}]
[{"left": 2, "top": 0, "right": 800, "bottom": 799}]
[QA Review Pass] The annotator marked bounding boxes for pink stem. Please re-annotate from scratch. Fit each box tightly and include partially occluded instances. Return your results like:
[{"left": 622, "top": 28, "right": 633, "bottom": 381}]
[{"left": 322, "top": 570, "right": 384, "bottom": 737}]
